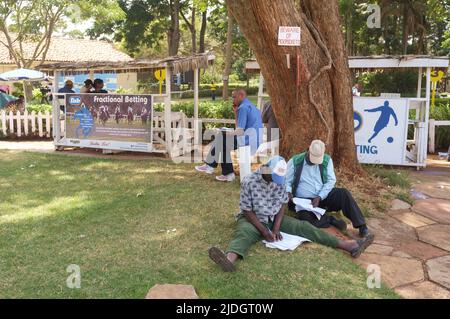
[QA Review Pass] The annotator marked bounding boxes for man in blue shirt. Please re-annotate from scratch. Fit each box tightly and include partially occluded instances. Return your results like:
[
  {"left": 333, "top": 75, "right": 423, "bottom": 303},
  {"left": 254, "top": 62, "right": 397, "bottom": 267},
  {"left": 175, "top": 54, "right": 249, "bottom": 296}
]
[
  {"left": 196, "top": 89, "right": 262, "bottom": 182},
  {"left": 58, "top": 80, "right": 75, "bottom": 94},
  {"left": 57, "top": 80, "right": 75, "bottom": 112},
  {"left": 286, "top": 140, "right": 370, "bottom": 238}
]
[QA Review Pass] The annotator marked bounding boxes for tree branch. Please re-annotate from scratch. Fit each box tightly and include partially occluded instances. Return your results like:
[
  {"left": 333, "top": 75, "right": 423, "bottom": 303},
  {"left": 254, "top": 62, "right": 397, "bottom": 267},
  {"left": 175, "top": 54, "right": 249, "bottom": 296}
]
[{"left": 180, "top": 9, "right": 194, "bottom": 32}]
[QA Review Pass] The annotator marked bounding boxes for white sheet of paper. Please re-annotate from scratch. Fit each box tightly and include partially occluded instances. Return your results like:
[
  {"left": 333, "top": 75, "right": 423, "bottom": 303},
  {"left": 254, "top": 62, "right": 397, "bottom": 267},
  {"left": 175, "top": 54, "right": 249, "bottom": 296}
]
[
  {"left": 292, "top": 197, "right": 326, "bottom": 220},
  {"left": 262, "top": 232, "right": 311, "bottom": 251}
]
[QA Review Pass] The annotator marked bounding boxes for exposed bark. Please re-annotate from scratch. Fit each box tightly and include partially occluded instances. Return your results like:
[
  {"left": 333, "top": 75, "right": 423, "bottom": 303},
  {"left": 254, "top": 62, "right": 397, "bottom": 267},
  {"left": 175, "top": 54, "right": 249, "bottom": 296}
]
[
  {"left": 222, "top": 7, "right": 234, "bottom": 100},
  {"left": 199, "top": 10, "right": 207, "bottom": 53},
  {"left": 168, "top": 0, "right": 181, "bottom": 56},
  {"left": 226, "top": 0, "right": 359, "bottom": 171}
]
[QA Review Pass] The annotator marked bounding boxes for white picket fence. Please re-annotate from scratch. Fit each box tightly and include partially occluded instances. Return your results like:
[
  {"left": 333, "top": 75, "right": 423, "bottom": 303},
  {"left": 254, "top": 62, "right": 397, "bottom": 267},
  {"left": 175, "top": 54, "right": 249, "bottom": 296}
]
[{"left": 0, "top": 110, "right": 52, "bottom": 138}]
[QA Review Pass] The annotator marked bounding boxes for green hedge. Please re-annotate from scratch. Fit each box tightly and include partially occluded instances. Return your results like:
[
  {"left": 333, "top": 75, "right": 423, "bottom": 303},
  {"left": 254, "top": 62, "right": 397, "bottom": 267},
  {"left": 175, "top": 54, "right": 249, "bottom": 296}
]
[
  {"left": 174, "top": 85, "right": 259, "bottom": 99},
  {"left": 154, "top": 100, "right": 235, "bottom": 129},
  {"left": 431, "top": 100, "right": 450, "bottom": 151},
  {"left": 154, "top": 100, "right": 234, "bottom": 119}
]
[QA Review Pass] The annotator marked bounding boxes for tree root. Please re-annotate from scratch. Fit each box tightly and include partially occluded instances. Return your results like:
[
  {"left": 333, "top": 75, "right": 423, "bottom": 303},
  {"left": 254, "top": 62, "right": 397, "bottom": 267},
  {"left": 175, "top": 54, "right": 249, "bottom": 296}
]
[{"left": 300, "top": 12, "right": 333, "bottom": 144}]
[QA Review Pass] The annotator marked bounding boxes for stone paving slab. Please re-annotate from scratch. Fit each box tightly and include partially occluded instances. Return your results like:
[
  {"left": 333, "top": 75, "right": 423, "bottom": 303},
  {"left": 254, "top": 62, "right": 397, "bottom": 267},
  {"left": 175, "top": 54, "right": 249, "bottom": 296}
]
[
  {"left": 409, "top": 173, "right": 450, "bottom": 200},
  {"left": 426, "top": 255, "right": 450, "bottom": 290},
  {"left": 412, "top": 199, "right": 450, "bottom": 224},
  {"left": 146, "top": 284, "right": 199, "bottom": 299},
  {"left": 390, "top": 211, "right": 436, "bottom": 228},
  {"left": 418, "top": 224, "right": 450, "bottom": 252},
  {"left": 390, "top": 199, "right": 411, "bottom": 210},
  {"left": 395, "top": 281, "right": 450, "bottom": 299},
  {"left": 391, "top": 250, "right": 413, "bottom": 259},
  {"left": 367, "top": 217, "right": 417, "bottom": 247},
  {"left": 355, "top": 253, "right": 424, "bottom": 288},
  {"left": 365, "top": 244, "right": 394, "bottom": 256},
  {"left": 395, "top": 241, "right": 449, "bottom": 261}
]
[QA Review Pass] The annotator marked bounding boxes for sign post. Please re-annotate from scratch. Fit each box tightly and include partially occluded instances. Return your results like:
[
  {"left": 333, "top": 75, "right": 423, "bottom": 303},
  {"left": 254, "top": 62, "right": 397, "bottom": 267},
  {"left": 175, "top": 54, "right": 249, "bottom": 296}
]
[{"left": 154, "top": 69, "right": 166, "bottom": 95}]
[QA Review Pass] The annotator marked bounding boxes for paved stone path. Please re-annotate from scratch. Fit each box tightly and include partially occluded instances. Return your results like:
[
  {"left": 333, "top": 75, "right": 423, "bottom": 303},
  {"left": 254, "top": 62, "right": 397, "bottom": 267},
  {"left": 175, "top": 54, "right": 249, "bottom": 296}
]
[{"left": 354, "top": 160, "right": 450, "bottom": 298}]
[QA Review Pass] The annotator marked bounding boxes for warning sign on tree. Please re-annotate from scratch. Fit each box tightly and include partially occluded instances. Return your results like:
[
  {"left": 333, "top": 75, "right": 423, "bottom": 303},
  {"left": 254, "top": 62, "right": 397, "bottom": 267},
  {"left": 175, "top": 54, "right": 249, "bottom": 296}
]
[{"left": 278, "top": 26, "right": 301, "bottom": 46}]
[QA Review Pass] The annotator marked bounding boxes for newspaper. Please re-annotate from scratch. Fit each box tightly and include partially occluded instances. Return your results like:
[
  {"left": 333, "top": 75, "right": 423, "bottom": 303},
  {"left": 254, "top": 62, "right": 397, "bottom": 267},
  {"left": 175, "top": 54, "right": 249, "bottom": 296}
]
[
  {"left": 262, "top": 232, "right": 311, "bottom": 251},
  {"left": 292, "top": 197, "right": 326, "bottom": 220}
]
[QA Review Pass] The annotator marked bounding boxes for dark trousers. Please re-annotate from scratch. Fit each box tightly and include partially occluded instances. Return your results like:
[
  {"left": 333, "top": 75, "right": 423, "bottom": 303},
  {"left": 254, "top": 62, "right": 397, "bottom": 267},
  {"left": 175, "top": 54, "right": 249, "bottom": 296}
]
[
  {"left": 205, "top": 132, "right": 238, "bottom": 175},
  {"left": 288, "top": 188, "right": 366, "bottom": 229}
]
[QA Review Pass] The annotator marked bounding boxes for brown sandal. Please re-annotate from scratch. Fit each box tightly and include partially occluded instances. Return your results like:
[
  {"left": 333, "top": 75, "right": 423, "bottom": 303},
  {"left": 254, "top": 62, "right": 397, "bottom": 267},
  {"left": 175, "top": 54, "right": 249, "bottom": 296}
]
[{"left": 208, "top": 247, "right": 235, "bottom": 272}]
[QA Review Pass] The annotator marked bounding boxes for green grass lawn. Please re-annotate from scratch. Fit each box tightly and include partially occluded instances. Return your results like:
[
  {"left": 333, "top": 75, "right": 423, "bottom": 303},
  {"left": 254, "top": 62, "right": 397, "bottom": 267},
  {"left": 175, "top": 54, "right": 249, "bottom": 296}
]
[{"left": 0, "top": 151, "right": 398, "bottom": 298}]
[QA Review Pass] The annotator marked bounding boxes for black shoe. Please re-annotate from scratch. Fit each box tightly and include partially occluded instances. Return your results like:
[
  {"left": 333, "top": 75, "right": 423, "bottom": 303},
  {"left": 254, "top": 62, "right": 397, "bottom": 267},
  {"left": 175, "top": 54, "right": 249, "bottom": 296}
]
[
  {"left": 330, "top": 216, "right": 347, "bottom": 231},
  {"left": 208, "top": 247, "right": 235, "bottom": 272},
  {"left": 358, "top": 225, "right": 370, "bottom": 238},
  {"left": 351, "top": 234, "right": 375, "bottom": 258}
]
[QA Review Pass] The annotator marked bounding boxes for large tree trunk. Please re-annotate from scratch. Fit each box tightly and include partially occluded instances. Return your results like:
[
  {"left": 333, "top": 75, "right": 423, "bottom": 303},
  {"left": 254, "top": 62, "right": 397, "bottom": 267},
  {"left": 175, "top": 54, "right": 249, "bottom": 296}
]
[
  {"left": 222, "top": 7, "right": 234, "bottom": 100},
  {"left": 199, "top": 10, "right": 207, "bottom": 53},
  {"left": 226, "top": 0, "right": 359, "bottom": 171},
  {"left": 168, "top": 0, "right": 181, "bottom": 56}
]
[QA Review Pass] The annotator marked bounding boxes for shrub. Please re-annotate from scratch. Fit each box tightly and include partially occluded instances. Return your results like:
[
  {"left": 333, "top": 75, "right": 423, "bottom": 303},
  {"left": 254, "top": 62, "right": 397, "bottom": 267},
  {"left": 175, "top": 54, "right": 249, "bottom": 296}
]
[
  {"left": 430, "top": 100, "right": 450, "bottom": 151},
  {"left": 176, "top": 85, "right": 259, "bottom": 99},
  {"left": 358, "top": 70, "right": 418, "bottom": 97},
  {"left": 26, "top": 104, "right": 52, "bottom": 113},
  {"left": 32, "top": 88, "right": 45, "bottom": 101},
  {"left": 153, "top": 100, "right": 235, "bottom": 129}
]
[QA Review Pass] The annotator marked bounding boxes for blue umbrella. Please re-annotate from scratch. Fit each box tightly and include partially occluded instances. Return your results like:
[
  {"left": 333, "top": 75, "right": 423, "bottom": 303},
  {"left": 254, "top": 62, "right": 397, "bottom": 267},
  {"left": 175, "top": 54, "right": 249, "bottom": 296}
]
[{"left": 0, "top": 68, "right": 45, "bottom": 81}]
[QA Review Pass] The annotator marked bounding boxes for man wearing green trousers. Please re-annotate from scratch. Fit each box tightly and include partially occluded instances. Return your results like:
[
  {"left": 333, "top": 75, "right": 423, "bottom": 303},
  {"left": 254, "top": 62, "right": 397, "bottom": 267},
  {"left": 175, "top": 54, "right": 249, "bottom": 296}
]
[{"left": 209, "top": 156, "right": 374, "bottom": 272}]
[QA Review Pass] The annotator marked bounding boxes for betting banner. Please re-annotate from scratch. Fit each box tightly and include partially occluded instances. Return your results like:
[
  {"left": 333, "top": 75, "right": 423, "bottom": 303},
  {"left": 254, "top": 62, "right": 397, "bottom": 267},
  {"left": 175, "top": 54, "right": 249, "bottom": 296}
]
[{"left": 64, "top": 93, "right": 153, "bottom": 152}]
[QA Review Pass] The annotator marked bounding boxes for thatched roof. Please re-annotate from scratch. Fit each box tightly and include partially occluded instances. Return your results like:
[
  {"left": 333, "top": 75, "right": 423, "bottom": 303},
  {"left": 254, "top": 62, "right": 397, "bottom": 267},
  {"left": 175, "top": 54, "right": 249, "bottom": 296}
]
[
  {"left": 39, "top": 52, "right": 215, "bottom": 75},
  {"left": 0, "top": 34, "right": 132, "bottom": 64}
]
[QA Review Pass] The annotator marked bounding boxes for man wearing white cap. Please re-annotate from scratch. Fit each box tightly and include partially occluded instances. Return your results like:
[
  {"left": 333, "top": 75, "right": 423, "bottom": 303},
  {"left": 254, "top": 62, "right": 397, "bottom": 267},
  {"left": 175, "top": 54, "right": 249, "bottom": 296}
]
[
  {"left": 208, "top": 156, "right": 374, "bottom": 272},
  {"left": 286, "top": 140, "right": 370, "bottom": 238}
]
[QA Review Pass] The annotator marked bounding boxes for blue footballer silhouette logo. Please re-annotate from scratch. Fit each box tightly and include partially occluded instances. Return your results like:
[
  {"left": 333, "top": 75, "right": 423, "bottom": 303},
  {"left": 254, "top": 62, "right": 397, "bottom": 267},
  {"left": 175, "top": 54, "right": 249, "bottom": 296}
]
[{"left": 364, "top": 101, "right": 398, "bottom": 143}]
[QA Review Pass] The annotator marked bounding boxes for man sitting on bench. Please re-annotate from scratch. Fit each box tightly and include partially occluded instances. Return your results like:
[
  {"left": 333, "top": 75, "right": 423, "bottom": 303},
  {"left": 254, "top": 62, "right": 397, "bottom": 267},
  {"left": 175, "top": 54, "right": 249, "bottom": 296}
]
[{"left": 195, "top": 89, "right": 262, "bottom": 182}]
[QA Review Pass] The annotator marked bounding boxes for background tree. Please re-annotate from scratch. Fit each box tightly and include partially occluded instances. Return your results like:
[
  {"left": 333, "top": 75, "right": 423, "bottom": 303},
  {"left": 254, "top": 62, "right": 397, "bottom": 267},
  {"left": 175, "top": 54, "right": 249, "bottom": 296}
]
[
  {"left": 222, "top": 6, "right": 234, "bottom": 100},
  {"left": 0, "top": 0, "right": 72, "bottom": 68}
]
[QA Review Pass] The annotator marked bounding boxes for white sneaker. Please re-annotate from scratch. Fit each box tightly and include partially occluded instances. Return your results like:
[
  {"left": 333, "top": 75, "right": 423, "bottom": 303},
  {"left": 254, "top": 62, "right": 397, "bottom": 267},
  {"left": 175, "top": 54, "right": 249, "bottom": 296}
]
[
  {"left": 195, "top": 164, "right": 214, "bottom": 174},
  {"left": 215, "top": 173, "right": 236, "bottom": 182}
]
